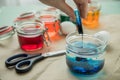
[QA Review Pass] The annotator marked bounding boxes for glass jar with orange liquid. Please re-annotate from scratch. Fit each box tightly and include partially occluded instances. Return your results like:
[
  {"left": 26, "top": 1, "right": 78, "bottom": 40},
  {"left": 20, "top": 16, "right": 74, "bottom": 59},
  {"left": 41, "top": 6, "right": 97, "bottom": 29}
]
[
  {"left": 35, "top": 7, "right": 61, "bottom": 40},
  {"left": 82, "top": 1, "right": 101, "bottom": 29}
]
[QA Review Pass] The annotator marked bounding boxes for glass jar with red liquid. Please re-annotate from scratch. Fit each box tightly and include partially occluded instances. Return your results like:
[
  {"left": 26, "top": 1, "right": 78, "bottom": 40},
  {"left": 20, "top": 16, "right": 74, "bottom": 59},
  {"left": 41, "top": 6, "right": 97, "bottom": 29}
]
[{"left": 16, "top": 22, "right": 48, "bottom": 51}]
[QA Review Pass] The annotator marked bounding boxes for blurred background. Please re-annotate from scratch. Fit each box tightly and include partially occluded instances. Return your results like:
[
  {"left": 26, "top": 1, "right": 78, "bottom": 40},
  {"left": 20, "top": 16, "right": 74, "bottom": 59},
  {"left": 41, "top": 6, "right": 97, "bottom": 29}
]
[
  {"left": 0, "top": 0, "right": 120, "bottom": 26},
  {"left": 0, "top": 0, "right": 120, "bottom": 15},
  {"left": 0, "top": 0, "right": 120, "bottom": 6},
  {"left": 0, "top": 0, "right": 120, "bottom": 7}
]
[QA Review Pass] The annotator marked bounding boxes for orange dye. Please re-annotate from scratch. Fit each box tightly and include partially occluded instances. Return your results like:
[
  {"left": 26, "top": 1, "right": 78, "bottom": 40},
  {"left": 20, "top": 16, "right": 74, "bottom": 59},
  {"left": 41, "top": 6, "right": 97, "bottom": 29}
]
[{"left": 39, "top": 15, "right": 60, "bottom": 38}]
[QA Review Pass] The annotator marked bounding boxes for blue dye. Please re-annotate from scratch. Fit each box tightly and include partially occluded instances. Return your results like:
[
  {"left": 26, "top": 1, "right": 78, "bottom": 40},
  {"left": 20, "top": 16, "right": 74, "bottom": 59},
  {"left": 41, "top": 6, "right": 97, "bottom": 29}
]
[{"left": 66, "top": 41, "right": 104, "bottom": 75}]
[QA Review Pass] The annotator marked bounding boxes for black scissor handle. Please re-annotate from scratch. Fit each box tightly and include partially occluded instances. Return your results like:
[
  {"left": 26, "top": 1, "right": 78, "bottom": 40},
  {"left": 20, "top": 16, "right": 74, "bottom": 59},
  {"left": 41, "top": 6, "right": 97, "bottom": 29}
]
[
  {"left": 5, "top": 54, "right": 29, "bottom": 68},
  {"left": 15, "top": 55, "right": 45, "bottom": 73},
  {"left": 15, "top": 60, "right": 33, "bottom": 73}
]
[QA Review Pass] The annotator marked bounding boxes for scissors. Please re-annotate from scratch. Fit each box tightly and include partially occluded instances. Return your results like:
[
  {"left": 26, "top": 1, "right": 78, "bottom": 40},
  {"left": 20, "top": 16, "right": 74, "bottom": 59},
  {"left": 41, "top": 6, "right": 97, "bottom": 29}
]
[{"left": 5, "top": 50, "right": 65, "bottom": 73}]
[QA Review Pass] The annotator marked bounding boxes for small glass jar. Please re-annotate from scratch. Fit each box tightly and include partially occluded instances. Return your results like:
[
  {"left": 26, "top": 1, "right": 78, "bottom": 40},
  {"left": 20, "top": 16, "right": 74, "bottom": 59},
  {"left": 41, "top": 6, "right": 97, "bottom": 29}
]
[
  {"left": 16, "top": 22, "right": 48, "bottom": 52},
  {"left": 14, "top": 12, "right": 35, "bottom": 26},
  {"left": 35, "top": 8, "right": 60, "bottom": 38},
  {"left": 0, "top": 26, "right": 15, "bottom": 40},
  {"left": 82, "top": 0, "right": 101, "bottom": 29},
  {"left": 66, "top": 32, "right": 106, "bottom": 75}
]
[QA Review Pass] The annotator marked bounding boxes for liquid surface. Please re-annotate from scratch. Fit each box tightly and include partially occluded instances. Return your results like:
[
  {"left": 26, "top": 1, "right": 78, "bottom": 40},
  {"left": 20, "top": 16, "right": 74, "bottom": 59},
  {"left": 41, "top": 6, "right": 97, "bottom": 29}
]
[{"left": 66, "top": 41, "right": 104, "bottom": 75}]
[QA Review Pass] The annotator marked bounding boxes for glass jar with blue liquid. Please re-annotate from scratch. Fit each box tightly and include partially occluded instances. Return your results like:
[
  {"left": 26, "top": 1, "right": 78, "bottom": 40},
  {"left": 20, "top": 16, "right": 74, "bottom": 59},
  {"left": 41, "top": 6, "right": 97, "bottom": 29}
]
[{"left": 66, "top": 32, "right": 106, "bottom": 75}]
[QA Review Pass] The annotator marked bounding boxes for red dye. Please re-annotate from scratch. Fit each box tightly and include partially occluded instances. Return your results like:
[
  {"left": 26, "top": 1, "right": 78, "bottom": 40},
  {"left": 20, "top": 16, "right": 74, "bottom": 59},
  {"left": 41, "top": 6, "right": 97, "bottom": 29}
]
[{"left": 18, "top": 34, "right": 44, "bottom": 51}]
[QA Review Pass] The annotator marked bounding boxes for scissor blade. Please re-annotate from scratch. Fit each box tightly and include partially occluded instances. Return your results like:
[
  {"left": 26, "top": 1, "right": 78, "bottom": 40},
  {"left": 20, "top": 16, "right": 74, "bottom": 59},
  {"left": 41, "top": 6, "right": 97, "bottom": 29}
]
[{"left": 43, "top": 50, "right": 66, "bottom": 57}]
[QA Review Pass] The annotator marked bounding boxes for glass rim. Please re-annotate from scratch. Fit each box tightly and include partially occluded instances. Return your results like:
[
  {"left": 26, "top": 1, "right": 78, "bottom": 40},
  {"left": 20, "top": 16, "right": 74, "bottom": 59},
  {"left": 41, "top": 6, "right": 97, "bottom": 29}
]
[
  {"left": 88, "top": 1, "right": 101, "bottom": 11},
  {"left": 0, "top": 26, "right": 14, "bottom": 35},
  {"left": 35, "top": 9, "right": 59, "bottom": 22},
  {"left": 16, "top": 22, "right": 45, "bottom": 35},
  {"left": 66, "top": 31, "right": 106, "bottom": 50}
]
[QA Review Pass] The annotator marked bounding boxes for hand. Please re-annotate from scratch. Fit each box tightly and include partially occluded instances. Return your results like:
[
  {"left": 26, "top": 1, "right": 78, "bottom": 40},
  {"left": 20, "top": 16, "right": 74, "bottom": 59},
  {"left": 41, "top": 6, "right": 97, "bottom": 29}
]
[{"left": 39, "top": 0, "right": 90, "bottom": 20}]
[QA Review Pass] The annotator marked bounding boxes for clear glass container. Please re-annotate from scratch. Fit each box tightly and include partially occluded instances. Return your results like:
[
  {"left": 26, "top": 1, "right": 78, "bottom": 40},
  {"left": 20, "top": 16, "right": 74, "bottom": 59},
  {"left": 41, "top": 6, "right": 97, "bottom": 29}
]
[
  {"left": 35, "top": 8, "right": 60, "bottom": 38},
  {"left": 82, "top": 0, "right": 101, "bottom": 29},
  {"left": 0, "top": 26, "right": 15, "bottom": 40},
  {"left": 66, "top": 32, "right": 106, "bottom": 75},
  {"left": 16, "top": 22, "right": 48, "bottom": 52}
]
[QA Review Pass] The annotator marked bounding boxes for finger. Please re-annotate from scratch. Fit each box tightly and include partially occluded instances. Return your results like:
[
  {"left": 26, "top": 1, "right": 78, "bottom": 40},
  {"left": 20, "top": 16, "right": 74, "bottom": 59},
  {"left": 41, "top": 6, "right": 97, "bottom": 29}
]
[
  {"left": 39, "top": 0, "right": 75, "bottom": 21},
  {"left": 88, "top": 0, "right": 91, "bottom": 3},
  {"left": 75, "top": 0, "right": 88, "bottom": 18},
  {"left": 57, "top": 2, "right": 76, "bottom": 21},
  {"left": 80, "top": 0, "right": 88, "bottom": 18}
]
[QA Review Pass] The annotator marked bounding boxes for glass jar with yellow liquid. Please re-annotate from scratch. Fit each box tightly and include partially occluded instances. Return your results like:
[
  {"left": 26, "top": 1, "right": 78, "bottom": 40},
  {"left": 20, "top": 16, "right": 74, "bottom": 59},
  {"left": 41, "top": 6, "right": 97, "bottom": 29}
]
[{"left": 82, "top": 1, "right": 101, "bottom": 29}]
